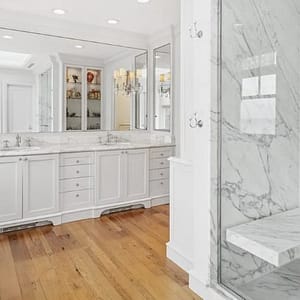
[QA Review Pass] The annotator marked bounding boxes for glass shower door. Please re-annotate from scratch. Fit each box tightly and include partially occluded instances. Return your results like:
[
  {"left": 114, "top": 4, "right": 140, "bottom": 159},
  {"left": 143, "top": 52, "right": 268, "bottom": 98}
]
[{"left": 219, "top": 0, "right": 300, "bottom": 299}]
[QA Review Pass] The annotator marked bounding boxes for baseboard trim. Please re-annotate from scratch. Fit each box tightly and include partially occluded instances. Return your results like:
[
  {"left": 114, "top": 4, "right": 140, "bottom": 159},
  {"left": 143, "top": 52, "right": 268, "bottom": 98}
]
[
  {"left": 189, "top": 271, "right": 238, "bottom": 300},
  {"left": 166, "top": 242, "right": 193, "bottom": 272}
]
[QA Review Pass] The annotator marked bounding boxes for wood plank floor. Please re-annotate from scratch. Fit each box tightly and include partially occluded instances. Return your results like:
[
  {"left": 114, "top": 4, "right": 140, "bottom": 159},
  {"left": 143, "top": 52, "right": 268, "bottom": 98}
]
[{"left": 0, "top": 205, "right": 201, "bottom": 300}]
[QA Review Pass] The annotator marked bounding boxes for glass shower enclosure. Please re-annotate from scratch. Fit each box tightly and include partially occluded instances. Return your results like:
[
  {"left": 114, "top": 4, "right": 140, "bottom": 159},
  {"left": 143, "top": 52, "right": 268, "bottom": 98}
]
[{"left": 219, "top": 0, "right": 300, "bottom": 299}]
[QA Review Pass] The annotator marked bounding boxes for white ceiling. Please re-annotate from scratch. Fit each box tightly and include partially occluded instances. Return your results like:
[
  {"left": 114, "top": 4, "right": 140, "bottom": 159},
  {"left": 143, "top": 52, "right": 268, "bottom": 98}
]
[
  {"left": 0, "top": 0, "right": 180, "bottom": 36},
  {"left": 0, "top": 28, "right": 143, "bottom": 59}
]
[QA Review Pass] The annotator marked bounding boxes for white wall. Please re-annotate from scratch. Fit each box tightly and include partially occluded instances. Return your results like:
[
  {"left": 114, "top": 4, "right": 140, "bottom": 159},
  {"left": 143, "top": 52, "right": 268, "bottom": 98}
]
[{"left": 168, "top": 0, "right": 217, "bottom": 298}]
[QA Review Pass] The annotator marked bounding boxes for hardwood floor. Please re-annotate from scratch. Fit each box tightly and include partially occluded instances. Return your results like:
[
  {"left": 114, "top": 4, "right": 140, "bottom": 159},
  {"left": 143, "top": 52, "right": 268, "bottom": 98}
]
[{"left": 0, "top": 205, "right": 201, "bottom": 300}]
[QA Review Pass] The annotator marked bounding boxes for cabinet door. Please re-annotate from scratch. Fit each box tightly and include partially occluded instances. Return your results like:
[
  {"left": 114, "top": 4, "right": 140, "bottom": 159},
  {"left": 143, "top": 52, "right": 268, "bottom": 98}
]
[
  {"left": 124, "top": 149, "right": 149, "bottom": 201},
  {"left": 23, "top": 154, "right": 59, "bottom": 218},
  {"left": 95, "top": 151, "right": 123, "bottom": 205},
  {"left": 0, "top": 157, "right": 22, "bottom": 222}
]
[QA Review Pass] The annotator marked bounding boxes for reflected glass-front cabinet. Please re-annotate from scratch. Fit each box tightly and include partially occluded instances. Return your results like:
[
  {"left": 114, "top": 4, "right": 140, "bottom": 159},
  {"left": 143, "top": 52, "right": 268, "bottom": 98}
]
[{"left": 65, "top": 65, "right": 102, "bottom": 131}]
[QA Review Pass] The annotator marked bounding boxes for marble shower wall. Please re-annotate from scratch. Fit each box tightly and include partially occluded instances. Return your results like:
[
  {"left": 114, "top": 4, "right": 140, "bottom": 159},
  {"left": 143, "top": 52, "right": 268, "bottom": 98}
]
[{"left": 219, "top": 0, "right": 300, "bottom": 289}]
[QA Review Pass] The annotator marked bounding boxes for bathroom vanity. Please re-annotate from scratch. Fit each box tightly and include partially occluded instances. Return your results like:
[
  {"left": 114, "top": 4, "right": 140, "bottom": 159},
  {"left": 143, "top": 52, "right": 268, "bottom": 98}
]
[
  {"left": 0, "top": 142, "right": 174, "bottom": 229},
  {"left": 0, "top": 26, "right": 175, "bottom": 231}
]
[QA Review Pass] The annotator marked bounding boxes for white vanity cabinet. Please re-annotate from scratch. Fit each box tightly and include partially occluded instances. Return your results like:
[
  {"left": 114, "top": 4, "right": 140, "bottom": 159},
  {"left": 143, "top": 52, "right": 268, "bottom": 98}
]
[
  {"left": 0, "top": 154, "right": 59, "bottom": 222},
  {"left": 59, "top": 152, "right": 95, "bottom": 211},
  {"left": 0, "top": 157, "right": 23, "bottom": 222},
  {"left": 95, "top": 149, "right": 149, "bottom": 206},
  {"left": 95, "top": 150, "right": 123, "bottom": 205},
  {"left": 149, "top": 147, "right": 174, "bottom": 203},
  {"left": 23, "top": 155, "right": 59, "bottom": 218},
  {"left": 125, "top": 149, "right": 149, "bottom": 201}
]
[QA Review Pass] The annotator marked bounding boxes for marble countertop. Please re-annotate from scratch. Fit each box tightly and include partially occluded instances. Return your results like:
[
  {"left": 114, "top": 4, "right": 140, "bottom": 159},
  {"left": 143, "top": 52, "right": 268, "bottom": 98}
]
[
  {"left": 0, "top": 142, "right": 175, "bottom": 157},
  {"left": 226, "top": 208, "right": 300, "bottom": 267}
]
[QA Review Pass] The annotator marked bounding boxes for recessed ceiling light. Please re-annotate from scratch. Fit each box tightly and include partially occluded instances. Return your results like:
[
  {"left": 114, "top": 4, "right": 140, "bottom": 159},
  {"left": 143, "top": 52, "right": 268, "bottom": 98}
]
[
  {"left": 75, "top": 45, "right": 84, "bottom": 49},
  {"left": 137, "top": 0, "right": 151, "bottom": 3},
  {"left": 2, "top": 35, "right": 13, "bottom": 40},
  {"left": 107, "top": 19, "right": 120, "bottom": 25},
  {"left": 52, "top": 8, "right": 66, "bottom": 15}
]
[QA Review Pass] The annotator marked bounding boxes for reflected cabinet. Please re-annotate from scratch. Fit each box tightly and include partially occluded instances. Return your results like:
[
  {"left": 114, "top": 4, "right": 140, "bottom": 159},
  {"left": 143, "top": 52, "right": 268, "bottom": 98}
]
[{"left": 65, "top": 65, "right": 102, "bottom": 131}]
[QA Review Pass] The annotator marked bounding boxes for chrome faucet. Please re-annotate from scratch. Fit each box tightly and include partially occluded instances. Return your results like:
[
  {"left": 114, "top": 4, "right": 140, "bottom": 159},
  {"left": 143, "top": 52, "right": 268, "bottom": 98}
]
[
  {"left": 16, "top": 134, "right": 22, "bottom": 147},
  {"left": 107, "top": 132, "right": 113, "bottom": 144}
]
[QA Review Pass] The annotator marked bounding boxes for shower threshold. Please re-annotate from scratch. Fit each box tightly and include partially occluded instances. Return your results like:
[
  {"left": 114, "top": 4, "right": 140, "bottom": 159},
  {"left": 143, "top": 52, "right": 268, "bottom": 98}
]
[{"left": 226, "top": 208, "right": 300, "bottom": 267}]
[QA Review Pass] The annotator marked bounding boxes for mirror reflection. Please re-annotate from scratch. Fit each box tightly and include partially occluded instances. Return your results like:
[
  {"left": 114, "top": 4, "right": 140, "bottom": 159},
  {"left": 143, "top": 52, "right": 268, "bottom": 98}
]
[
  {"left": 0, "top": 29, "right": 148, "bottom": 133},
  {"left": 154, "top": 44, "right": 172, "bottom": 132}
]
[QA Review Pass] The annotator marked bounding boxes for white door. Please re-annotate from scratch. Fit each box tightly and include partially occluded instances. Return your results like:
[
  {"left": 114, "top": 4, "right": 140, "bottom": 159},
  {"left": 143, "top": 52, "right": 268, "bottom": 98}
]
[
  {"left": 7, "top": 84, "right": 34, "bottom": 133},
  {"left": 23, "top": 154, "right": 59, "bottom": 218},
  {"left": 124, "top": 149, "right": 149, "bottom": 201},
  {"left": 0, "top": 157, "right": 22, "bottom": 222},
  {"left": 95, "top": 151, "right": 123, "bottom": 205}
]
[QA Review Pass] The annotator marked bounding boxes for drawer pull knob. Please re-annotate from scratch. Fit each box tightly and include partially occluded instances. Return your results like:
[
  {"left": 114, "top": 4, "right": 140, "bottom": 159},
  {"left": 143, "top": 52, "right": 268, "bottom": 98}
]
[
  {"left": 160, "top": 162, "right": 164, "bottom": 165},
  {"left": 160, "top": 173, "right": 164, "bottom": 176},
  {"left": 76, "top": 170, "right": 80, "bottom": 174},
  {"left": 76, "top": 183, "right": 80, "bottom": 187},
  {"left": 160, "top": 182, "right": 164, "bottom": 185},
  {"left": 76, "top": 160, "right": 80, "bottom": 163},
  {"left": 160, "top": 153, "right": 164, "bottom": 156},
  {"left": 76, "top": 194, "right": 80, "bottom": 198}
]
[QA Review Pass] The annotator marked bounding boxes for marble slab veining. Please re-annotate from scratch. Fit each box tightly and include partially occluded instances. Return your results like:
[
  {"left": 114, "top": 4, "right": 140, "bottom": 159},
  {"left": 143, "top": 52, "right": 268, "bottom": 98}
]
[
  {"left": 237, "top": 259, "right": 300, "bottom": 300},
  {"left": 226, "top": 208, "right": 300, "bottom": 268}
]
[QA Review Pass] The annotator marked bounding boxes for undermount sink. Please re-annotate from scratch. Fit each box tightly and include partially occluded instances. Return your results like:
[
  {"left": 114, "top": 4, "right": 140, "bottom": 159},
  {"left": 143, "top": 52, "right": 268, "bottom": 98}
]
[{"left": 0, "top": 146, "right": 41, "bottom": 152}]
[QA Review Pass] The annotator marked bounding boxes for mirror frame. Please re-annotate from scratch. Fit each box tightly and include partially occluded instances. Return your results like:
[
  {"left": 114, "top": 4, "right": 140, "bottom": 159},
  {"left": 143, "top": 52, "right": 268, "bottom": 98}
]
[
  {"left": 134, "top": 51, "right": 149, "bottom": 131},
  {"left": 153, "top": 43, "right": 172, "bottom": 133}
]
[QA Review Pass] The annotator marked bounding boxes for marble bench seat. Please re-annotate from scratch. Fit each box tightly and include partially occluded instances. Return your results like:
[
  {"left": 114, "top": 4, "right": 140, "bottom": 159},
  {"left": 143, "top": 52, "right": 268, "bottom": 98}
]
[{"left": 226, "top": 208, "right": 300, "bottom": 267}]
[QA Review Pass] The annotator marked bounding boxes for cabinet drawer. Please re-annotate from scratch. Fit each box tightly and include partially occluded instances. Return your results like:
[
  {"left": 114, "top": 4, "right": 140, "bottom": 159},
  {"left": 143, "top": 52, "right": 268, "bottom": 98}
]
[
  {"left": 61, "top": 189, "right": 93, "bottom": 211},
  {"left": 60, "top": 177, "right": 94, "bottom": 193},
  {"left": 150, "top": 179, "right": 169, "bottom": 197},
  {"left": 150, "top": 158, "right": 169, "bottom": 170},
  {"left": 60, "top": 165, "right": 94, "bottom": 179},
  {"left": 150, "top": 169, "right": 169, "bottom": 181},
  {"left": 60, "top": 153, "right": 94, "bottom": 166},
  {"left": 150, "top": 147, "right": 174, "bottom": 159}
]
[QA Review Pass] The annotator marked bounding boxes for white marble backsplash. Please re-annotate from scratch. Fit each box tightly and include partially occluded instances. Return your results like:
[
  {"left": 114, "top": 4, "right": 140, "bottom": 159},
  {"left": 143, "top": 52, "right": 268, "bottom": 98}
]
[{"left": 0, "top": 131, "right": 174, "bottom": 149}]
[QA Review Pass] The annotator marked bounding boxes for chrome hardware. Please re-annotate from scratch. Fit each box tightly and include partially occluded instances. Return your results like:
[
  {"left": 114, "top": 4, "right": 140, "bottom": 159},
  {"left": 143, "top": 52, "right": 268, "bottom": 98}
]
[
  {"left": 16, "top": 134, "right": 22, "bottom": 147},
  {"left": 76, "top": 160, "right": 80, "bottom": 163},
  {"left": 76, "top": 183, "right": 80, "bottom": 187},
  {"left": 76, "top": 170, "right": 80, "bottom": 174},
  {"left": 76, "top": 194, "right": 79, "bottom": 198},
  {"left": 24, "top": 137, "right": 32, "bottom": 147},
  {"left": 189, "top": 22, "right": 203, "bottom": 39},
  {"left": 189, "top": 113, "right": 204, "bottom": 128},
  {"left": 2, "top": 140, "right": 9, "bottom": 149}
]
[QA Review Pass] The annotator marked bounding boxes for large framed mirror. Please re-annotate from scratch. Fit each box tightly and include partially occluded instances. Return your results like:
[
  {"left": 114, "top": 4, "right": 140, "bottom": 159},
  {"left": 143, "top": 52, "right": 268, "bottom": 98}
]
[
  {"left": 0, "top": 28, "right": 148, "bottom": 134},
  {"left": 153, "top": 44, "right": 172, "bottom": 132}
]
